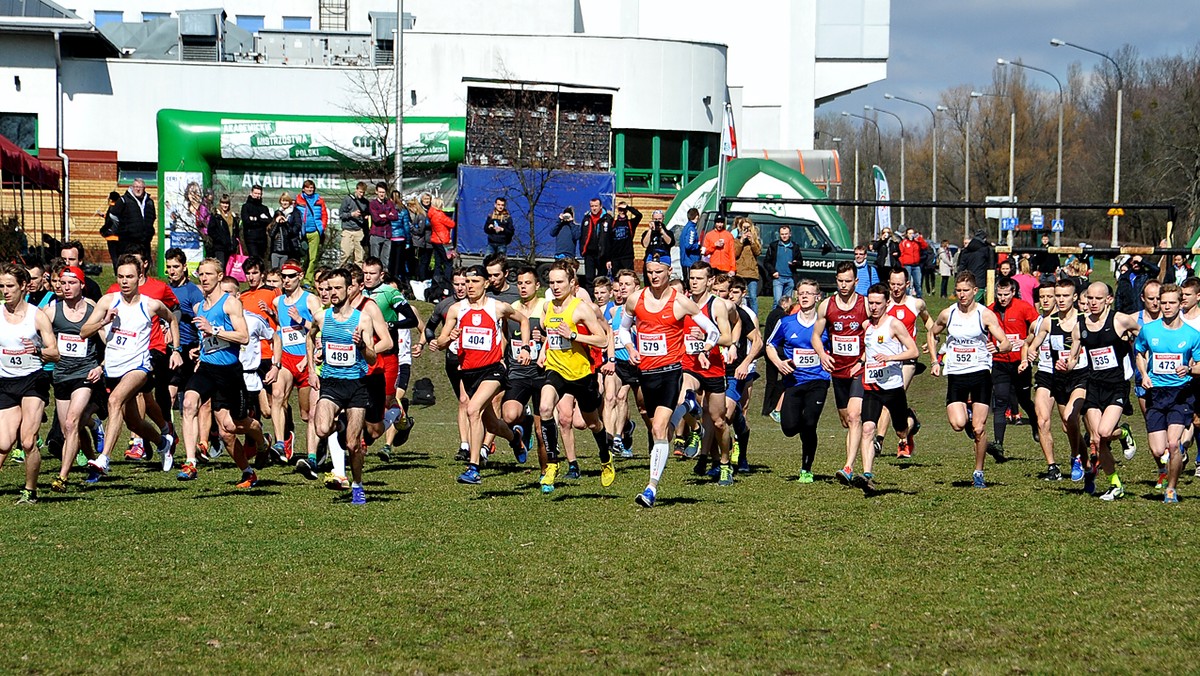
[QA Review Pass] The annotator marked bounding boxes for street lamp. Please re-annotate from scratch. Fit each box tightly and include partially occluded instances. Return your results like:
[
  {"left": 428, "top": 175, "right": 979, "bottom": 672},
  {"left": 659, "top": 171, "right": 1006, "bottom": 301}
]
[
  {"left": 1052, "top": 38, "right": 1124, "bottom": 250},
  {"left": 972, "top": 90, "right": 1016, "bottom": 244},
  {"left": 865, "top": 104, "right": 905, "bottom": 225},
  {"left": 886, "top": 93, "right": 940, "bottom": 241},
  {"left": 998, "top": 57, "right": 1064, "bottom": 245}
]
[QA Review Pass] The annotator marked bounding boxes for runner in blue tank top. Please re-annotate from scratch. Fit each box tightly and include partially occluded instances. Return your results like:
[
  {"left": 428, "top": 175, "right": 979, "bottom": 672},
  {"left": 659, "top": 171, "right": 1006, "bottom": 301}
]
[
  {"left": 309, "top": 268, "right": 382, "bottom": 505},
  {"left": 269, "top": 260, "right": 323, "bottom": 465}
]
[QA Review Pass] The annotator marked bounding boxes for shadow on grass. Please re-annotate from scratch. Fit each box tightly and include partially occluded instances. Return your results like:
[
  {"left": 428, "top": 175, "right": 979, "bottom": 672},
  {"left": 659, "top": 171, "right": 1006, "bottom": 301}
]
[
  {"left": 473, "top": 489, "right": 525, "bottom": 499},
  {"left": 863, "top": 487, "right": 915, "bottom": 498},
  {"left": 893, "top": 462, "right": 933, "bottom": 469},
  {"left": 191, "top": 488, "right": 283, "bottom": 499},
  {"left": 949, "top": 480, "right": 1006, "bottom": 489},
  {"left": 551, "top": 492, "right": 621, "bottom": 502},
  {"left": 1138, "top": 492, "right": 1173, "bottom": 503},
  {"left": 655, "top": 496, "right": 701, "bottom": 506},
  {"left": 364, "top": 462, "right": 438, "bottom": 473}
]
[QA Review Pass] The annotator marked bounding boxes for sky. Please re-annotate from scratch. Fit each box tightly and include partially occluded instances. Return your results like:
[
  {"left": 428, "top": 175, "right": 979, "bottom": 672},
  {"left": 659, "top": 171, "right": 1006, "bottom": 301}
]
[{"left": 815, "top": 0, "right": 1200, "bottom": 130}]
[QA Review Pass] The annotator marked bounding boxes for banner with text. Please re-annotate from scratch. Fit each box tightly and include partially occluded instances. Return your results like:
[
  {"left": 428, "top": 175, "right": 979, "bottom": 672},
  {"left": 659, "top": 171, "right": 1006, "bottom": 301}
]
[
  {"left": 873, "top": 165, "right": 892, "bottom": 235},
  {"left": 219, "top": 119, "right": 452, "bottom": 164}
]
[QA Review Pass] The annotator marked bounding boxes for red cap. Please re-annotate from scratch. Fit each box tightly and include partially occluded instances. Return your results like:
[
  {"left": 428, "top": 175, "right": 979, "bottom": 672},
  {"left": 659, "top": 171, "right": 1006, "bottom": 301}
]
[{"left": 61, "top": 266, "right": 85, "bottom": 282}]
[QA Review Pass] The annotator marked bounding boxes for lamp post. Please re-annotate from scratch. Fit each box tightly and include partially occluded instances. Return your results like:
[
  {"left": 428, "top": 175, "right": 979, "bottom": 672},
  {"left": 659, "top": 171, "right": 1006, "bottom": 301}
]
[
  {"left": 865, "top": 104, "right": 905, "bottom": 226},
  {"left": 886, "top": 93, "right": 939, "bottom": 241},
  {"left": 1052, "top": 38, "right": 1124, "bottom": 250},
  {"left": 972, "top": 90, "right": 1016, "bottom": 245},
  {"left": 998, "top": 57, "right": 1064, "bottom": 245}
]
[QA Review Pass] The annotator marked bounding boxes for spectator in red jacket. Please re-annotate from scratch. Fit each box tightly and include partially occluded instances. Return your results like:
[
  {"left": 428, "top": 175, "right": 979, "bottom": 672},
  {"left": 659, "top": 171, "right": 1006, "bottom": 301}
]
[
  {"left": 898, "top": 227, "right": 930, "bottom": 298},
  {"left": 428, "top": 196, "right": 456, "bottom": 283}
]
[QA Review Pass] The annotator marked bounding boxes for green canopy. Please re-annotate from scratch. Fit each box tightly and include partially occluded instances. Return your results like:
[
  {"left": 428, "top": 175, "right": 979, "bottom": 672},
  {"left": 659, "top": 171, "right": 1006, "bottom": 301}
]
[{"left": 664, "top": 158, "right": 851, "bottom": 248}]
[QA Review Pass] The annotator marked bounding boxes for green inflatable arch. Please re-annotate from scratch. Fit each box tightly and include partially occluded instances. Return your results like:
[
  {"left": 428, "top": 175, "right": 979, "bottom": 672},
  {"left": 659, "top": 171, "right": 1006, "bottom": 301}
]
[
  {"left": 664, "top": 158, "right": 851, "bottom": 249},
  {"left": 154, "top": 109, "right": 466, "bottom": 270}
]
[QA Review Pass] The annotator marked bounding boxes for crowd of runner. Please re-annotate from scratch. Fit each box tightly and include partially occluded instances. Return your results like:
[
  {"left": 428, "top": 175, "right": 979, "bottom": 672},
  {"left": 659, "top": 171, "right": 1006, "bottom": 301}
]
[{"left": 0, "top": 243, "right": 1195, "bottom": 507}]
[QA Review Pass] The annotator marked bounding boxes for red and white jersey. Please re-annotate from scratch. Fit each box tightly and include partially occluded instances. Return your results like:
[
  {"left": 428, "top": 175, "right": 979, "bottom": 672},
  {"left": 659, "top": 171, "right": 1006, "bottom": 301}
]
[
  {"left": 682, "top": 295, "right": 726, "bottom": 378},
  {"left": 633, "top": 288, "right": 685, "bottom": 372},
  {"left": 825, "top": 294, "right": 867, "bottom": 379},
  {"left": 456, "top": 297, "right": 504, "bottom": 370},
  {"left": 887, "top": 298, "right": 920, "bottom": 339}
]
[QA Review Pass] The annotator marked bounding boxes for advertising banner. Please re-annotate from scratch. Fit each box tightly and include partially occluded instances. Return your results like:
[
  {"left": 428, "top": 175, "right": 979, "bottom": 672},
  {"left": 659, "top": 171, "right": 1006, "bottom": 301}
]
[
  {"left": 873, "top": 165, "right": 892, "bottom": 235},
  {"left": 219, "top": 119, "right": 452, "bottom": 164},
  {"left": 162, "top": 171, "right": 206, "bottom": 269}
]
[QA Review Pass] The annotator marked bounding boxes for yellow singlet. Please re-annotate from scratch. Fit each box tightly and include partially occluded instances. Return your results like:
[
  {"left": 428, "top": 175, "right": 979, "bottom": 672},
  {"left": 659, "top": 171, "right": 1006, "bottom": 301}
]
[{"left": 542, "top": 297, "right": 592, "bottom": 381}]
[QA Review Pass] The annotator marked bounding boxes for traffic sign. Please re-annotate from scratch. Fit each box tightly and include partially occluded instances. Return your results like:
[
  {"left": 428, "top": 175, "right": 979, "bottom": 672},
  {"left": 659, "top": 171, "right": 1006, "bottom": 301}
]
[
  {"left": 1051, "top": 219, "right": 1065, "bottom": 232},
  {"left": 1001, "top": 217, "right": 1018, "bottom": 232},
  {"left": 1031, "top": 208, "right": 1044, "bottom": 229}
]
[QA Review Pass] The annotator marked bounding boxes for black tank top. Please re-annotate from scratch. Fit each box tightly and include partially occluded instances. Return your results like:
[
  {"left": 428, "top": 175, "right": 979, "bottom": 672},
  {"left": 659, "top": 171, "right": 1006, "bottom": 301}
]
[
  {"left": 1079, "top": 310, "right": 1131, "bottom": 387},
  {"left": 1049, "top": 313, "right": 1089, "bottom": 375},
  {"left": 51, "top": 299, "right": 99, "bottom": 383}
]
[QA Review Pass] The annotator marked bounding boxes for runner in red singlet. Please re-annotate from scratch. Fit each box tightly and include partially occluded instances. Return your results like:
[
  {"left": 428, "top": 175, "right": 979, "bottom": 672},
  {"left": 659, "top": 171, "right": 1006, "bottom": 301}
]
[
  {"left": 811, "top": 261, "right": 868, "bottom": 477},
  {"left": 879, "top": 267, "right": 934, "bottom": 457}
]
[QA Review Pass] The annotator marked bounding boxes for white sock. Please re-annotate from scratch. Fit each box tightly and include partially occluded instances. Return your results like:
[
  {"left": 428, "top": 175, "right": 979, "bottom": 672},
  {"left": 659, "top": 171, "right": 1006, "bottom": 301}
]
[
  {"left": 649, "top": 440, "right": 669, "bottom": 483},
  {"left": 330, "top": 433, "right": 346, "bottom": 477}
]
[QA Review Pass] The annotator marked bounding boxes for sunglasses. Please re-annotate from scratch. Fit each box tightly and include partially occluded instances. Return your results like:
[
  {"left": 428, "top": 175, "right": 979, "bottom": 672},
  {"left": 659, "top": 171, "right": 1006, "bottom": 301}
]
[{"left": 281, "top": 273, "right": 299, "bottom": 279}]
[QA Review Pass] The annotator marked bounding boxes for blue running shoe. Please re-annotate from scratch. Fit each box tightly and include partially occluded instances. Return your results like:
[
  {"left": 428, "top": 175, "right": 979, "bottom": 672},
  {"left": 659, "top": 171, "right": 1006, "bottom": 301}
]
[
  {"left": 84, "top": 467, "right": 102, "bottom": 484},
  {"left": 835, "top": 467, "right": 854, "bottom": 485},
  {"left": 1070, "top": 457, "right": 1084, "bottom": 482},
  {"left": 510, "top": 425, "right": 528, "bottom": 464},
  {"left": 635, "top": 487, "right": 656, "bottom": 508},
  {"left": 706, "top": 465, "right": 721, "bottom": 480},
  {"left": 457, "top": 467, "right": 482, "bottom": 485},
  {"left": 1164, "top": 488, "right": 1179, "bottom": 504},
  {"left": 972, "top": 470, "right": 986, "bottom": 489},
  {"left": 565, "top": 464, "right": 581, "bottom": 480},
  {"left": 1083, "top": 471, "right": 1096, "bottom": 495},
  {"left": 351, "top": 486, "right": 367, "bottom": 505},
  {"left": 93, "top": 418, "right": 105, "bottom": 456}
]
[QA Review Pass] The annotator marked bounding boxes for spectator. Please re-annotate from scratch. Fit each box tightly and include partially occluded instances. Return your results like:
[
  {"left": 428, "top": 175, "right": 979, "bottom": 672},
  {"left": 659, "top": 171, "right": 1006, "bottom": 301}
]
[
  {"left": 957, "top": 229, "right": 996, "bottom": 302},
  {"left": 339, "top": 181, "right": 370, "bottom": 266},
  {"left": 606, "top": 201, "right": 640, "bottom": 274},
  {"left": 1116, "top": 254, "right": 1160, "bottom": 313},
  {"left": 428, "top": 196, "right": 456, "bottom": 283},
  {"left": 59, "top": 240, "right": 102, "bottom": 301},
  {"left": 117, "top": 178, "right": 156, "bottom": 260},
  {"left": 996, "top": 258, "right": 1016, "bottom": 296},
  {"left": 208, "top": 193, "right": 237, "bottom": 268},
  {"left": 239, "top": 184, "right": 272, "bottom": 260},
  {"left": 732, "top": 216, "right": 763, "bottom": 313},
  {"left": 871, "top": 227, "right": 900, "bottom": 283},
  {"left": 367, "top": 182, "right": 399, "bottom": 269},
  {"left": 937, "top": 239, "right": 956, "bottom": 297},
  {"left": 898, "top": 227, "right": 930, "bottom": 298},
  {"left": 409, "top": 193, "right": 432, "bottom": 281},
  {"left": 100, "top": 190, "right": 123, "bottom": 272},
  {"left": 702, "top": 213, "right": 737, "bottom": 274},
  {"left": 763, "top": 224, "right": 800, "bottom": 307},
  {"left": 853, "top": 245, "right": 880, "bottom": 295},
  {"left": 1064, "top": 244, "right": 1094, "bottom": 278},
  {"left": 1014, "top": 257, "right": 1039, "bottom": 302},
  {"left": 640, "top": 209, "right": 674, "bottom": 262},
  {"left": 552, "top": 206, "right": 579, "bottom": 258},
  {"left": 1033, "top": 233, "right": 1060, "bottom": 284},
  {"left": 920, "top": 234, "right": 938, "bottom": 295},
  {"left": 268, "top": 192, "right": 303, "bottom": 270},
  {"left": 1169, "top": 254, "right": 1193, "bottom": 284},
  {"left": 678, "top": 207, "right": 702, "bottom": 269},
  {"left": 388, "top": 189, "right": 412, "bottom": 285},
  {"left": 483, "top": 197, "right": 514, "bottom": 256},
  {"left": 579, "top": 198, "right": 611, "bottom": 283},
  {"left": 295, "top": 180, "right": 327, "bottom": 285}
]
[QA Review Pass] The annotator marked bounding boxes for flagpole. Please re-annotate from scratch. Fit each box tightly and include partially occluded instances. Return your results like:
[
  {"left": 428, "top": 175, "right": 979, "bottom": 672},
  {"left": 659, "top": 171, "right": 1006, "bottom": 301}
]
[{"left": 717, "top": 102, "right": 731, "bottom": 219}]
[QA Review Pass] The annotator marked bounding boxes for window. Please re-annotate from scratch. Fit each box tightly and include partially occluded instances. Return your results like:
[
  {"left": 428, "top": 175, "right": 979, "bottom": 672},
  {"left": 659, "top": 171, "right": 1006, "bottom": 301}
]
[
  {"left": 0, "top": 114, "right": 37, "bottom": 155},
  {"left": 282, "top": 16, "right": 312, "bottom": 30},
  {"left": 614, "top": 130, "right": 719, "bottom": 194},
  {"left": 141, "top": 12, "right": 169, "bottom": 22},
  {"left": 93, "top": 10, "right": 124, "bottom": 26},
  {"left": 237, "top": 15, "right": 265, "bottom": 34}
]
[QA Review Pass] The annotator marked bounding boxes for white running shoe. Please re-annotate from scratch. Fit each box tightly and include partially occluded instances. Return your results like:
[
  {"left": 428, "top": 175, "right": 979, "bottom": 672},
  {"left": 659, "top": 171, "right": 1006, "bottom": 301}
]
[{"left": 87, "top": 453, "right": 111, "bottom": 475}]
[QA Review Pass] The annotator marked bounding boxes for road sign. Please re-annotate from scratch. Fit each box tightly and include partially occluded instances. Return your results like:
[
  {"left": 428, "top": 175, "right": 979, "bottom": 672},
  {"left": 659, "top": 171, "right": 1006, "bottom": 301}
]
[
  {"left": 1031, "top": 212, "right": 1045, "bottom": 229},
  {"left": 1001, "top": 217, "right": 1018, "bottom": 232},
  {"left": 1051, "top": 219, "right": 1065, "bottom": 232}
]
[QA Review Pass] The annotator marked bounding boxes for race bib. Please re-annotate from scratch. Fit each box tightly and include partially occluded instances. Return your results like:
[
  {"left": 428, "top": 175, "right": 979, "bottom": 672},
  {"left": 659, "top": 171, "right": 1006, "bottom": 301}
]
[
  {"left": 547, "top": 333, "right": 569, "bottom": 351},
  {"left": 1039, "top": 342, "right": 1051, "bottom": 361},
  {"left": 2, "top": 349, "right": 29, "bottom": 369},
  {"left": 281, "top": 327, "right": 305, "bottom": 347},
  {"left": 832, "top": 335, "right": 860, "bottom": 357},
  {"left": 1152, "top": 352, "right": 1182, "bottom": 376},
  {"left": 109, "top": 328, "right": 138, "bottom": 349},
  {"left": 326, "top": 341, "right": 356, "bottom": 366},
  {"left": 461, "top": 326, "right": 493, "bottom": 351},
  {"left": 511, "top": 340, "right": 540, "bottom": 360},
  {"left": 1006, "top": 333, "right": 1022, "bottom": 353},
  {"left": 202, "top": 334, "right": 230, "bottom": 354},
  {"left": 59, "top": 333, "right": 86, "bottom": 358},
  {"left": 684, "top": 336, "right": 706, "bottom": 355},
  {"left": 1088, "top": 346, "right": 1117, "bottom": 370},
  {"left": 1049, "top": 335, "right": 1066, "bottom": 352},
  {"left": 863, "top": 362, "right": 889, "bottom": 385},
  {"left": 791, "top": 348, "right": 818, "bottom": 368},
  {"left": 638, "top": 333, "right": 667, "bottom": 357},
  {"left": 951, "top": 346, "right": 980, "bottom": 364}
]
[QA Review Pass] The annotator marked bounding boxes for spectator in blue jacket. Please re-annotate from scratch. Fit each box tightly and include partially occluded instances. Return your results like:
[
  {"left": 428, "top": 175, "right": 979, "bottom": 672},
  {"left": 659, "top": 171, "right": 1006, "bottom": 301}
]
[
  {"left": 853, "top": 245, "right": 880, "bottom": 295},
  {"left": 678, "top": 207, "right": 702, "bottom": 269},
  {"left": 295, "top": 179, "right": 327, "bottom": 285},
  {"left": 551, "top": 206, "right": 579, "bottom": 258}
]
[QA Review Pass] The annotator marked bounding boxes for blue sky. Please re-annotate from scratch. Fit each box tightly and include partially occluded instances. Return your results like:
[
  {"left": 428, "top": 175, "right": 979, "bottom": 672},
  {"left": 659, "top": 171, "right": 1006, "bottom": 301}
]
[{"left": 816, "top": 0, "right": 1200, "bottom": 129}]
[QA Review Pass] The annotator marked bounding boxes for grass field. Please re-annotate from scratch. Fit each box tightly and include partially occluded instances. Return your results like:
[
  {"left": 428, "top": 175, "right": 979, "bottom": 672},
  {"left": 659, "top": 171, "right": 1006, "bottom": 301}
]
[{"left": 4, "top": 275, "right": 1200, "bottom": 673}]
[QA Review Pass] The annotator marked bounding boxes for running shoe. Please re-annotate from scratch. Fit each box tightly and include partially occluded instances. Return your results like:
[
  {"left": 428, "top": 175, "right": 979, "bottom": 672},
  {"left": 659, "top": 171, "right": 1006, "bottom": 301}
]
[
  {"left": 376, "top": 444, "right": 392, "bottom": 462},
  {"left": 1044, "top": 464, "right": 1063, "bottom": 482},
  {"left": 83, "top": 467, "right": 101, "bottom": 484},
  {"left": 692, "top": 456, "right": 708, "bottom": 476},
  {"left": 15, "top": 488, "right": 36, "bottom": 505},
  {"left": 622, "top": 419, "right": 636, "bottom": 455},
  {"left": 986, "top": 442, "right": 1007, "bottom": 464},
  {"left": 520, "top": 415, "right": 533, "bottom": 457},
  {"left": 853, "top": 473, "right": 877, "bottom": 495},
  {"left": 685, "top": 429, "right": 703, "bottom": 459},
  {"left": 324, "top": 473, "right": 349, "bottom": 490},
  {"left": 159, "top": 430, "right": 177, "bottom": 461},
  {"left": 454, "top": 447, "right": 469, "bottom": 462},
  {"left": 11, "top": 447, "right": 23, "bottom": 463},
  {"left": 50, "top": 477, "right": 68, "bottom": 493},
  {"left": 600, "top": 461, "right": 616, "bottom": 487},
  {"left": 1164, "top": 488, "right": 1179, "bottom": 504},
  {"left": 769, "top": 410, "right": 781, "bottom": 424},
  {"left": 244, "top": 436, "right": 258, "bottom": 462},
  {"left": 706, "top": 465, "right": 721, "bottom": 480},
  {"left": 74, "top": 450, "right": 88, "bottom": 468},
  {"left": 296, "top": 457, "right": 318, "bottom": 481},
  {"left": 283, "top": 432, "right": 295, "bottom": 462},
  {"left": 1193, "top": 464, "right": 1200, "bottom": 479},
  {"left": 208, "top": 440, "right": 225, "bottom": 461},
  {"left": 798, "top": 470, "right": 814, "bottom": 484},
  {"left": 737, "top": 456, "right": 750, "bottom": 474},
  {"left": 897, "top": 439, "right": 911, "bottom": 459},
  {"left": 1070, "top": 457, "right": 1084, "bottom": 482},
  {"left": 1099, "top": 485, "right": 1124, "bottom": 501},
  {"left": 731, "top": 438, "right": 742, "bottom": 466},
  {"left": 1083, "top": 472, "right": 1096, "bottom": 495},
  {"left": 836, "top": 467, "right": 854, "bottom": 485},
  {"left": 565, "top": 463, "right": 581, "bottom": 480},
  {"left": 394, "top": 417, "right": 414, "bottom": 447},
  {"left": 176, "top": 462, "right": 198, "bottom": 481},
  {"left": 1119, "top": 422, "right": 1137, "bottom": 460},
  {"left": 87, "top": 454, "right": 110, "bottom": 476},
  {"left": 161, "top": 448, "right": 174, "bottom": 473},
  {"left": 718, "top": 464, "right": 734, "bottom": 486},
  {"left": 124, "top": 441, "right": 147, "bottom": 461},
  {"left": 611, "top": 436, "right": 626, "bottom": 460},
  {"left": 872, "top": 436, "right": 882, "bottom": 458},
  {"left": 197, "top": 441, "right": 210, "bottom": 462},
  {"left": 236, "top": 470, "right": 259, "bottom": 489},
  {"left": 635, "top": 486, "right": 656, "bottom": 508},
  {"left": 673, "top": 436, "right": 686, "bottom": 459},
  {"left": 456, "top": 467, "right": 482, "bottom": 485},
  {"left": 1156, "top": 471, "right": 1168, "bottom": 489},
  {"left": 972, "top": 470, "right": 986, "bottom": 489},
  {"left": 273, "top": 441, "right": 290, "bottom": 463},
  {"left": 510, "top": 425, "right": 528, "bottom": 464},
  {"left": 479, "top": 444, "right": 490, "bottom": 468},
  {"left": 540, "top": 462, "right": 558, "bottom": 494},
  {"left": 92, "top": 417, "right": 105, "bottom": 456},
  {"left": 351, "top": 485, "right": 367, "bottom": 505},
  {"left": 382, "top": 406, "right": 403, "bottom": 431}
]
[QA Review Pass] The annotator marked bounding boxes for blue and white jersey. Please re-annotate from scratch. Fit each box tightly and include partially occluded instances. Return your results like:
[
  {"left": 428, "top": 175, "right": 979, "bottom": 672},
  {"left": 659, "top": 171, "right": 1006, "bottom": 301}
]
[
  {"left": 1133, "top": 318, "right": 1200, "bottom": 389},
  {"left": 276, "top": 291, "right": 314, "bottom": 357},
  {"left": 195, "top": 292, "right": 239, "bottom": 367},
  {"left": 321, "top": 307, "right": 367, "bottom": 380},
  {"left": 604, "top": 300, "right": 631, "bottom": 362},
  {"left": 766, "top": 312, "right": 830, "bottom": 387}
]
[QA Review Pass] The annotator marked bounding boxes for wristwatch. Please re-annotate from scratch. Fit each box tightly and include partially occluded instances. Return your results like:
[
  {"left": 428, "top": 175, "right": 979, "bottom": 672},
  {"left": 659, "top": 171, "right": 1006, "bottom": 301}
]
[
  {"left": 606, "top": 356, "right": 615, "bottom": 364},
  {"left": 570, "top": 331, "right": 578, "bottom": 340}
]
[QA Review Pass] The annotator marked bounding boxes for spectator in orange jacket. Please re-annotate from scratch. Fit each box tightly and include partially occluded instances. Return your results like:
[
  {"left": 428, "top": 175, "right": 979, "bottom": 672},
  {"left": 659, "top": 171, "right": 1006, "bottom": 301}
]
[
  {"left": 898, "top": 227, "right": 930, "bottom": 298},
  {"left": 428, "top": 196, "right": 456, "bottom": 283},
  {"left": 702, "top": 214, "right": 737, "bottom": 274}
]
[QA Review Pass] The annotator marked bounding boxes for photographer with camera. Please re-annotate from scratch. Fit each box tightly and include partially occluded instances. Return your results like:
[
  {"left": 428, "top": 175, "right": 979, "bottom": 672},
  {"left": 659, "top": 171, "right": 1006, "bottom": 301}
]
[
  {"left": 639, "top": 209, "right": 674, "bottom": 262},
  {"left": 551, "top": 206, "right": 579, "bottom": 259},
  {"left": 763, "top": 224, "right": 801, "bottom": 308}
]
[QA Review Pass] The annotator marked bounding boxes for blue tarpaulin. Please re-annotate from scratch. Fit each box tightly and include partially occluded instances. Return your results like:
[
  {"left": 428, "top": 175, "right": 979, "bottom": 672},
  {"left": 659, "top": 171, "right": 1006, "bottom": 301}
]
[{"left": 456, "top": 166, "right": 614, "bottom": 258}]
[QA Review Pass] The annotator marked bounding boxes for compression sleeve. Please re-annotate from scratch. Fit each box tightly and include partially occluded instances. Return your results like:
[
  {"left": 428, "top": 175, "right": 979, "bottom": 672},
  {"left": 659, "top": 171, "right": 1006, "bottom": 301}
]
[
  {"left": 617, "top": 308, "right": 635, "bottom": 349},
  {"left": 693, "top": 312, "right": 720, "bottom": 347}
]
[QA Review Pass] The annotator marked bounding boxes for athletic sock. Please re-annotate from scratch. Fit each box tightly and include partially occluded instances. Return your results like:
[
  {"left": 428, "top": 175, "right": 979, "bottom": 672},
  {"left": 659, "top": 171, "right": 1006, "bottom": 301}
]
[
  {"left": 594, "top": 430, "right": 611, "bottom": 463},
  {"left": 330, "top": 433, "right": 346, "bottom": 477},
  {"left": 541, "top": 419, "right": 559, "bottom": 462},
  {"left": 1111, "top": 473, "right": 1122, "bottom": 488},
  {"left": 649, "top": 440, "right": 669, "bottom": 483},
  {"left": 351, "top": 481, "right": 362, "bottom": 489}
]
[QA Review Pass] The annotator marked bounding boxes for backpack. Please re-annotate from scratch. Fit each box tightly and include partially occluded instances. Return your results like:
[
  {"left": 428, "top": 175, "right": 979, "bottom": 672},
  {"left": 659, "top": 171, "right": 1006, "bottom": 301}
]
[
  {"left": 920, "top": 243, "right": 936, "bottom": 270},
  {"left": 411, "top": 377, "right": 436, "bottom": 406}
]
